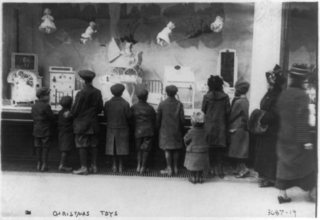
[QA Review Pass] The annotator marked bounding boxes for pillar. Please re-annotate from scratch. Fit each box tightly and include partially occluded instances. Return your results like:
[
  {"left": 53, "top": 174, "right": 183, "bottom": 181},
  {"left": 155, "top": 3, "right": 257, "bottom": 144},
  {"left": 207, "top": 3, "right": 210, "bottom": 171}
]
[{"left": 249, "top": 1, "right": 283, "bottom": 113}]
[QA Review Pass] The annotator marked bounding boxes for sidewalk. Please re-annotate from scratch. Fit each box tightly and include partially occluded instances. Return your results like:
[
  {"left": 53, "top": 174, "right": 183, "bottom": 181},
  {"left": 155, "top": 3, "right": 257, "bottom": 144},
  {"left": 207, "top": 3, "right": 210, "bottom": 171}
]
[{"left": 1, "top": 171, "right": 316, "bottom": 218}]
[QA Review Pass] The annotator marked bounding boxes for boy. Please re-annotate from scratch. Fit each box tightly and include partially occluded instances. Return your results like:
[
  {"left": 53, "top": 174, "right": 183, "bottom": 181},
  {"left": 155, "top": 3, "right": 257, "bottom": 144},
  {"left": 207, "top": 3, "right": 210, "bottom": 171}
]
[
  {"left": 157, "top": 85, "right": 185, "bottom": 176},
  {"left": 104, "top": 84, "right": 132, "bottom": 173},
  {"left": 58, "top": 96, "right": 74, "bottom": 172},
  {"left": 31, "top": 87, "right": 55, "bottom": 171},
  {"left": 66, "top": 70, "right": 103, "bottom": 175},
  {"left": 131, "top": 89, "right": 156, "bottom": 174}
]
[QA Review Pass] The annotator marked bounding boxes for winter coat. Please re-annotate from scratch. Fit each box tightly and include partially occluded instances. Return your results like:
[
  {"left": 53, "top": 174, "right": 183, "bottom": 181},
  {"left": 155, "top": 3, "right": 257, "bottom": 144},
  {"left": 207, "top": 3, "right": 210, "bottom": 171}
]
[
  {"left": 104, "top": 97, "right": 132, "bottom": 155},
  {"left": 184, "top": 125, "right": 209, "bottom": 153},
  {"left": 228, "top": 96, "right": 249, "bottom": 159},
  {"left": 254, "top": 88, "right": 282, "bottom": 181},
  {"left": 131, "top": 100, "right": 156, "bottom": 138},
  {"left": 157, "top": 97, "right": 185, "bottom": 150},
  {"left": 276, "top": 87, "right": 316, "bottom": 180},
  {"left": 58, "top": 108, "right": 74, "bottom": 151},
  {"left": 31, "top": 100, "right": 55, "bottom": 137},
  {"left": 71, "top": 84, "right": 103, "bottom": 134},
  {"left": 201, "top": 90, "right": 231, "bottom": 148}
]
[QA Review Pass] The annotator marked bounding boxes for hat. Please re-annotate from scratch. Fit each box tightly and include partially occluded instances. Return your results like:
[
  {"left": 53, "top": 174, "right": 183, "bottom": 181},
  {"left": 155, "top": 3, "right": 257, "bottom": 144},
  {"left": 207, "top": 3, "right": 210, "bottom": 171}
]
[
  {"left": 191, "top": 111, "right": 205, "bottom": 124},
  {"left": 248, "top": 109, "right": 268, "bottom": 134},
  {"left": 136, "top": 88, "right": 149, "bottom": 100},
  {"left": 59, "top": 96, "right": 73, "bottom": 108},
  {"left": 289, "top": 63, "right": 310, "bottom": 76},
  {"left": 111, "top": 83, "right": 125, "bottom": 96},
  {"left": 165, "top": 85, "right": 178, "bottom": 97},
  {"left": 78, "top": 70, "right": 96, "bottom": 82},
  {"left": 235, "top": 78, "right": 250, "bottom": 94},
  {"left": 36, "top": 87, "right": 50, "bottom": 99}
]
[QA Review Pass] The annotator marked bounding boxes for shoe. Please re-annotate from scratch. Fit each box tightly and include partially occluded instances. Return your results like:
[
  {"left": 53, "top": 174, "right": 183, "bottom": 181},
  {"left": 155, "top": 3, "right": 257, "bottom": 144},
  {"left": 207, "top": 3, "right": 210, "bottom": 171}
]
[
  {"left": 278, "top": 196, "right": 291, "bottom": 204},
  {"left": 174, "top": 167, "right": 179, "bottom": 176},
  {"left": 140, "top": 167, "right": 146, "bottom": 175},
  {"left": 198, "top": 174, "right": 203, "bottom": 184},
  {"left": 160, "top": 168, "right": 172, "bottom": 176},
  {"left": 258, "top": 180, "right": 275, "bottom": 188},
  {"left": 188, "top": 176, "right": 196, "bottom": 184},
  {"left": 72, "top": 167, "right": 88, "bottom": 175},
  {"left": 59, "top": 165, "right": 72, "bottom": 172},
  {"left": 119, "top": 163, "right": 124, "bottom": 173},
  {"left": 236, "top": 170, "right": 250, "bottom": 178},
  {"left": 37, "top": 162, "right": 41, "bottom": 171},
  {"left": 41, "top": 164, "right": 50, "bottom": 172},
  {"left": 136, "top": 166, "right": 141, "bottom": 173},
  {"left": 89, "top": 165, "right": 98, "bottom": 174}
]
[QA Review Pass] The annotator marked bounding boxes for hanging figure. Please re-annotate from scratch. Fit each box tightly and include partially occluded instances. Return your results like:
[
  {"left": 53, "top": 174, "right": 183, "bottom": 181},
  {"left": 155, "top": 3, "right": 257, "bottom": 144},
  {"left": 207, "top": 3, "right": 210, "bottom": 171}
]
[
  {"left": 80, "top": 21, "right": 97, "bottom": 44},
  {"left": 157, "top": 21, "right": 175, "bottom": 46},
  {"left": 210, "top": 15, "right": 224, "bottom": 33},
  {"left": 39, "top": 8, "right": 57, "bottom": 34}
]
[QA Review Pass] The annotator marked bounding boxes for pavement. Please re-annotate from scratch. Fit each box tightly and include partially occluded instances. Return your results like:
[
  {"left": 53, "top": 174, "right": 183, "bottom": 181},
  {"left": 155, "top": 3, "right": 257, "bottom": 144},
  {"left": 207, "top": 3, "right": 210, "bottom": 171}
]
[{"left": 1, "top": 171, "right": 317, "bottom": 219}]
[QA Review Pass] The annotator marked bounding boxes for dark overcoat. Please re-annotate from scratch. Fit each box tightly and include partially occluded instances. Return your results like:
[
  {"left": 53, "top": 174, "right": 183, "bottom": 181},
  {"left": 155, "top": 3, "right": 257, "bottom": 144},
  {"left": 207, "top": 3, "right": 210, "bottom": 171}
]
[
  {"left": 157, "top": 97, "right": 185, "bottom": 150},
  {"left": 228, "top": 96, "right": 249, "bottom": 159},
  {"left": 276, "top": 87, "right": 315, "bottom": 180},
  {"left": 31, "top": 100, "right": 55, "bottom": 137},
  {"left": 131, "top": 100, "right": 156, "bottom": 138},
  {"left": 201, "top": 91, "right": 231, "bottom": 148},
  {"left": 58, "top": 108, "right": 74, "bottom": 151},
  {"left": 71, "top": 84, "right": 103, "bottom": 134},
  {"left": 104, "top": 97, "right": 132, "bottom": 155},
  {"left": 254, "top": 88, "right": 281, "bottom": 181}
]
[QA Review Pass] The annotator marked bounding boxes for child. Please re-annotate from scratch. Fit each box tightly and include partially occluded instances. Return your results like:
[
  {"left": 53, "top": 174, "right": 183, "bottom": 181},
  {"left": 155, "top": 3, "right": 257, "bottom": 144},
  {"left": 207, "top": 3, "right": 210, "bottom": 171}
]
[
  {"left": 31, "top": 87, "right": 55, "bottom": 171},
  {"left": 58, "top": 96, "right": 74, "bottom": 172},
  {"left": 66, "top": 70, "right": 103, "bottom": 175},
  {"left": 184, "top": 111, "right": 210, "bottom": 184},
  {"left": 228, "top": 78, "right": 250, "bottom": 178},
  {"left": 131, "top": 89, "right": 156, "bottom": 174},
  {"left": 104, "top": 84, "right": 132, "bottom": 173},
  {"left": 202, "top": 75, "right": 231, "bottom": 178},
  {"left": 157, "top": 85, "right": 185, "bottom": 176}
]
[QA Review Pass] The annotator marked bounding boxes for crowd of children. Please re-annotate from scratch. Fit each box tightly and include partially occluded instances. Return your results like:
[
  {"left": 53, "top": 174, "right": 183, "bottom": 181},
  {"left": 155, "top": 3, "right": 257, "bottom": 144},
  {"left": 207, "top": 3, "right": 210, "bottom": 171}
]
[{"left": 31, "top": 70, "right": 251, "bottom": 184}]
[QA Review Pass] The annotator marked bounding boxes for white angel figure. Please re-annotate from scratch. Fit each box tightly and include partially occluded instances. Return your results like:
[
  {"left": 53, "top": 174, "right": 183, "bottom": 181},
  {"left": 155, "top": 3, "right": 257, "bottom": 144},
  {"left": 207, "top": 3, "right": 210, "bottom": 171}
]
[
  {"left": 156, "top": 21, "right": 175, "bottom": 46},
  {"left": 80, "top": 22, "right": 97, "bottom": 44},
  {"left": 39, "top": 8, "right": 57, "bottom": 34},
  {"left": 210, "top": 15, "right": 224, "bottom": 33}
]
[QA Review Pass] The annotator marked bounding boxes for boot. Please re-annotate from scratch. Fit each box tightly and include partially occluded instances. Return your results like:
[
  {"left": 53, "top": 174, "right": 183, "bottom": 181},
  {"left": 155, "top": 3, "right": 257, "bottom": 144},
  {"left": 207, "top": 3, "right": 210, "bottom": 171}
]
[
  {"left": 72, "top": 166, "right": 88, "bottom": 175},
  {"left": 59, "top": 165, "right": 73, "bottom": 172},
  {"left": 37, "top": 161, "right": 41, "bottom": 171},
  {"left": 89, "top": 165, "right": 98, "bottom": 174},
  {"left": 197, "top": 171, "right": 204, "bottom": 184},
  {"left": 41, "top": 148, "right": 50, "bottom": 172}
]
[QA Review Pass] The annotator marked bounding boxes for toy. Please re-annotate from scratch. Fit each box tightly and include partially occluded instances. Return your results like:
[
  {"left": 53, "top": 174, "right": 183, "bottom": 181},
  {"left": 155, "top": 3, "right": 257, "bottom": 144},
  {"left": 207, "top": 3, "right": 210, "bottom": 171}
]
[
  {"left": 211, "top": 15, "right": 224, "bottom": 33},
  {"left": 39, "top": 8, "right": 57, "bottom": 34},
  {"left": 157, "top": 21, "right": 175, "bottom": 46},
  {"left": 80, "top": 21, "right": 97, "bottom": 44}
]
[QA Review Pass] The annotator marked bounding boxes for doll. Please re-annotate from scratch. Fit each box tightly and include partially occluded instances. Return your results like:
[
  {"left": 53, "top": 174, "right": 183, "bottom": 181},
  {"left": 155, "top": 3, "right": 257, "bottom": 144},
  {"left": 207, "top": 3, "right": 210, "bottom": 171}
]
[
  {"left": 39, "top": 8, "right": 57, "bottom": 34},
  {"left": 157, "top": 21, "right": 175, "bottom": 46},
  {"left": 210, "top": 15, "right": 224, "bottom": 33},
  {"left": 80, "top": 22, "right": 97, "bottom": 44}
]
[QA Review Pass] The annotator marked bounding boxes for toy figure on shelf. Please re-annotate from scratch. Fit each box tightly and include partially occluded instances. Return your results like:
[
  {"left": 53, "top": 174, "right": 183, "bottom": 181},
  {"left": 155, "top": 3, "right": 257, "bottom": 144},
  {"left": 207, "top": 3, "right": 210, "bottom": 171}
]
[
  {"left": 157, "top": 21, "right": 175, "bottom": 46},
  {"left": 211, "top": 15, "right": 224, "bottom": 33},
  {"left": 80, "top": 21, "right": 97, "bottom": 44},
  {"left": 39, "top": 8, "right": 57, "bottom": 34}
]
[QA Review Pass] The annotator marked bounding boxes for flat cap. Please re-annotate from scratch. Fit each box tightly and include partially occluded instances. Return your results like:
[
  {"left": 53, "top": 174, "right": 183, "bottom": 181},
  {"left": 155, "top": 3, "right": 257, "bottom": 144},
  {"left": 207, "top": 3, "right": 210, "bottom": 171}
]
[
  {"left": 78, "top": 70, "right": 96, "bottom": 81},
  {"left": 111, "top": 83, "right": 125, "bottom": 96},
  {"left": 36, "top": 87, "right": 50, "bottom": 99},
  {"left": 289, "top": 63, "right": 310, "bottom": 76},
  {"left": 165, "top": 85, "right": 178, "bottom": 97},
  {"left": 136, "top": 88, "right": 149, "bottom": 100}
]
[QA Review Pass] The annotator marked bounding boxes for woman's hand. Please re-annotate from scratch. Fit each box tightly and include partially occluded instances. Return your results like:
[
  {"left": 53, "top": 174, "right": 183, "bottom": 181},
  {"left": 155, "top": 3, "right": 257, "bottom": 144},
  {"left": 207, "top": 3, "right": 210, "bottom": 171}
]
[{"left": 304, "top": 143, "right": 313, "bottom": 150}]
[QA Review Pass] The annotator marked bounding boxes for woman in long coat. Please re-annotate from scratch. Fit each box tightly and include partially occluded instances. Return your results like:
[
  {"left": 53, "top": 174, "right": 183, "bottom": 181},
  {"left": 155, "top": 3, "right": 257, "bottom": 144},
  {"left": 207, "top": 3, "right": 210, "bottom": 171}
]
[
  {"left": 275, "top": 64, "right": 316, "bottom": 204},
  {"left": 202, "top": 75, "right": 231, "bottom": 178},
  {"left": 254, "top": 65, "right": 285, "bottom": 187}
]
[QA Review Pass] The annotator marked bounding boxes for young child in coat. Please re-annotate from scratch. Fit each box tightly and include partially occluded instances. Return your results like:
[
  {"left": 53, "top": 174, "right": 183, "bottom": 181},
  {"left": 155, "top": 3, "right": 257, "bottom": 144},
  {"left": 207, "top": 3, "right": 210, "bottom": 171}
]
[
  {"left": 31, "top": 87, "right": 55, "bottom": 171},
  {"left": 58, "top": 96, "right": 74, "bottom": 172},
  {"left": 228, "top": 78, "right": 250, "bottom": 178},
  {"left": 184, "top": 111, "right": 210, "bottom": 184},
  {"left": 131, "top": 89, "right": 156, "bottom": 174},
  {"left": 157, "top": 85, "right": 185, "bottom": 176},
  {"left": 104, "top": 84, "right": 132, "bottom": 173}
]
